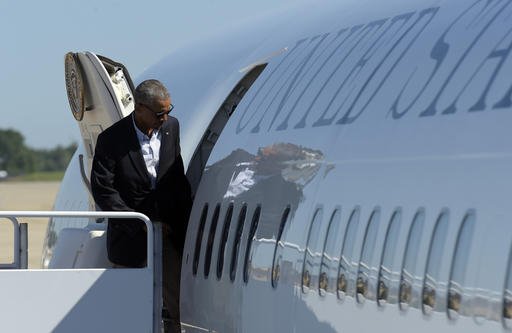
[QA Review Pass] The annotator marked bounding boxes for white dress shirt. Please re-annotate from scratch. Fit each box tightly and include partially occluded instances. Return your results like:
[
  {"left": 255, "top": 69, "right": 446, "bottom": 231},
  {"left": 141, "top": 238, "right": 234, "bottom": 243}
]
[{"left": 132, "top": 115, "right": 161, "bottom": 189}]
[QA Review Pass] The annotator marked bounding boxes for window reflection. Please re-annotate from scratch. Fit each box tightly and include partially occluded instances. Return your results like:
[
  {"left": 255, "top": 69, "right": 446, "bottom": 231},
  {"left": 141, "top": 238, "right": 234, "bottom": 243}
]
[
  {"left": 357, "top": 208, "right": 381, "bottom": 303},
  {"left": 243, "top": 205, "right": 261, "bottom": 283},
  {"left": 422, "top": 210, "right": 449, "bottom": 315},
  {"left": 204, "top": 204, "right": 220, "bottom": 278},
  {"left": 503, "top": 240, "right": 512, "bottom": 328},
  {"left": 201, "top": 142, "right": 325, "bottom": 285},
  {"left": 230, "top": 204, "right": 247, "bottom": 282},
  {"left": 400, "top": 209, "right": 425, "bottom": 310},
  {"left": 217, "top": 203, "right": 234, "bottom": 280},
  {"left": 378, "top": 209, "right": 402, "bottom": 306},
  {"left": 337, "top": 208, "right": 360, "bottom": 299},
  {"left": 302, "top": 208, "right": 324, "bottom": 293},
  {"left": 193, "top": 204, "right": 209, "bottom": 276},
  {"left": 272, "top": 207, "right": 291, "bottom": 288},
  {"left": 319, "top": 208, "right": 342, "bottom": 296},
  {"left": 448, "top": 212, "right": 475, "bottom": 319}
]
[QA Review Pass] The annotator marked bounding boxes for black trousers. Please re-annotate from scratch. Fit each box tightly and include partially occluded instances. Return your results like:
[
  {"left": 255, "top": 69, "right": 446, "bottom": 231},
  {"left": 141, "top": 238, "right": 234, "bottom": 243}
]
[
  {"left": 163, "top": 225, "right": 182, "bottom": 333},
  {"left": 113, "top": 225, "right": 182, "bottom": 333}
]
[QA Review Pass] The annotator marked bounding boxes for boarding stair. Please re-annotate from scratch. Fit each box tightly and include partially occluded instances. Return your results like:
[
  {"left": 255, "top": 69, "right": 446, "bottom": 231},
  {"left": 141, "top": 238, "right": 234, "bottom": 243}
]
[{"left": 0, "top": 211, "right": 164, "bottom": 333}]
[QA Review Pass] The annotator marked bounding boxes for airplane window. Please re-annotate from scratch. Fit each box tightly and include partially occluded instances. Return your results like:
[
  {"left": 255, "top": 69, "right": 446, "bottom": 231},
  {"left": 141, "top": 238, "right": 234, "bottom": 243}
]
[
  {"left": 378, "top": 209, "right": 402, "bottom": 306},
  {"left": 356, "top": 208, "right": 381, "bottom": 303},
  {"left": 272, "top": 206, "right": 291, "bottom": 288},
  {"left": 448, "top": 211, "right": 475, "bottom": 319},
  {"left": 302, "top": 207, "right": 324, "bottom": 293},
  {"left": 217, "top": 202, "right": 234, "bottom": 280},
  {"left": 504, "top": 242, "right": 512, "bottom": 329},
  {"left": 337, "top": 207, "right": 360, "bottom": 300},
  {"left": 203, "top": 203, "right": 221, "bottom": 278},
  {"left": 193, "top": 204, "right": 209, "bottom": 276},
  {"left": 319, "top": 208, "right": 342, "bottom": 296},
  {"left": 230, "top": 204, "right": 247, "bottom": 282},
  {"left": 243, "top": 205, "right": 261, "bottom": 283},
  {"left": 399, "top": 209, "right": 425, "bottom": 311},
  {"left": 422, "top": 210, "right": 449, "bottom": 315}
]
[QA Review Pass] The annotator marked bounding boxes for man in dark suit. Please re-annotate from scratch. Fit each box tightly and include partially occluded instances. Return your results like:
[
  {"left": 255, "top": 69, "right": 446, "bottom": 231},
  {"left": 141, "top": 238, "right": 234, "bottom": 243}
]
[{"left": 91, "top": 79, "right": 191, "bottom": 333}]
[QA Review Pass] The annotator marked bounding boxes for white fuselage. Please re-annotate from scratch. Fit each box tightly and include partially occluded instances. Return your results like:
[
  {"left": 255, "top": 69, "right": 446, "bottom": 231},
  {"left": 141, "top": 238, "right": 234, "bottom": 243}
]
[{"left": 46, "top": 0, "right": 512, "bottom": 332}]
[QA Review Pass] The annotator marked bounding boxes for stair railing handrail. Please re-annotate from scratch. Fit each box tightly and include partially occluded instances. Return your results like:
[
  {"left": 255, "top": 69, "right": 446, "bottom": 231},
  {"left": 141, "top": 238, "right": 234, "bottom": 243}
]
[{"left": 0, "top": 210, "right": 162, "bottom": 333}]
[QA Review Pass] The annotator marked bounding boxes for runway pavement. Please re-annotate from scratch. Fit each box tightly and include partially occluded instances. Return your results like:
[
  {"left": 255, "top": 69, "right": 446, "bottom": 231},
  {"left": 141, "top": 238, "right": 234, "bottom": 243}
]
[{"left": 0, "top": 181, "right": 60, "bottom": 268}]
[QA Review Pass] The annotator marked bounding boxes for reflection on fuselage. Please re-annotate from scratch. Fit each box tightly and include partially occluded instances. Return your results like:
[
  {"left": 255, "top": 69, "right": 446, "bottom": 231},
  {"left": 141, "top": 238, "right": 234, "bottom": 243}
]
[
  {"left": 201, "top": 142, "right": 324, "bottom": 240},
  {"left": 175, "top": 1, "right": 512, "bottom": 331}
]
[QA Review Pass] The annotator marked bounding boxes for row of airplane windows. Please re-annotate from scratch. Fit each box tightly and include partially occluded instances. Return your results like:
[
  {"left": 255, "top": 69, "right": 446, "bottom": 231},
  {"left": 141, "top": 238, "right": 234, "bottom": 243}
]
[
  {"left": 193, "top": 203, "right": 255, "bottom": 282},
  {"left": 192, "top": 202, "right": 512, "bottom": 328}
]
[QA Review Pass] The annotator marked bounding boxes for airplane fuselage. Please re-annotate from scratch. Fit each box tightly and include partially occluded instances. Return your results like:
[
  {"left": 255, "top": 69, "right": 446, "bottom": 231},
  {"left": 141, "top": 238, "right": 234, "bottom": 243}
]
[{"left": 44, "top": 0, "right": 512, "bottom": 332}]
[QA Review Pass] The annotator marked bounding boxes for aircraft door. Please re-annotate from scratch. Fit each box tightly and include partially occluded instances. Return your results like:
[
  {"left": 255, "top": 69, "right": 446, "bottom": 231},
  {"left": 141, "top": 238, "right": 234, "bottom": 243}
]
[
  {"left": 64, "top": 52, "right": 135, "bottom": 160},
  {"left": 64, "top": 52, "right": 135, "bottom": 197}
]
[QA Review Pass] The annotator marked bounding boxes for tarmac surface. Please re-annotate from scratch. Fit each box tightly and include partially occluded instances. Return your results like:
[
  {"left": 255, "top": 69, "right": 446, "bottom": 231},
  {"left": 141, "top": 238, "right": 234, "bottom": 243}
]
[{"left": 0, "top": 181, "right": 60, "bottom": 268}]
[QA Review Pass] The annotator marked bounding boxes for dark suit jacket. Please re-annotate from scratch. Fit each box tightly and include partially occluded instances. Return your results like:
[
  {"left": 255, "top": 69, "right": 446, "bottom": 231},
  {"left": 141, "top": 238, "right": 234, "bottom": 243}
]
[{"left": 91, "top": 113, "right": 192, "bottom": 267}]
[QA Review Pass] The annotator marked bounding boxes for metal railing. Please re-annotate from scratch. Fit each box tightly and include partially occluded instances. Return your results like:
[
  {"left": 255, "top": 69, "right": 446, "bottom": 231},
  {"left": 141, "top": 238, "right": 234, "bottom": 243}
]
[
  {"left": 0, "top": 211, "right": 153, "bottom": 268},
  {"left": 0, "top": 215, "right": 27, "bottom": 269},
  {"left": 0, "top": 210, "right": 162, "bottom": 333}
]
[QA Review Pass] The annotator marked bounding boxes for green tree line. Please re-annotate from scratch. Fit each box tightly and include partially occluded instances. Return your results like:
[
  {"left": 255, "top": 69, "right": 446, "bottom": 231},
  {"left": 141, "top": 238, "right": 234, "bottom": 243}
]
[{"left": 0, "top": 128, "right": 77, "bottom": 176}]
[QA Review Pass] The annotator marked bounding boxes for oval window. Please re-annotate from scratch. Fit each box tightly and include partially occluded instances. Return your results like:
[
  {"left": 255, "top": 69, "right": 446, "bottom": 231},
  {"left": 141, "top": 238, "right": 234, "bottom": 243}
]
[
  {"left": 356, "top": 208, "right": 381, "bottom": 303},
  {"left": 302, "top": 208, "right": 324, "bottom": 293},
  {"left": 243, "top": 205, "right": 261, "bottom": 283},
  {"left": 192, "top": 204, "right": 209, "bottom": 276},
  {"left": 399, "top": 209, "right": 425, "bottom": 311},
  {"left": 377, "top": 209, "right": 402, "bottom": 306},
  {"left": 272, "top": 207, "right": 291, "bottom": 288},
  {"left": 204, "top": 204, "right": 221, "bottom": 278},
  {"left": 216, "top": 202, "right": 234, "bottom": 279},
  {"left": 447, "top": 212, "right": 475, "bottom": 319},
  {"left": 230, "top": 204, "right": 247, "bottom": 282},
  {"left": 337, "top": 207, "right": 360, "bottom": 300},
  {"left": 422, "top": 210, "right": 449, "bottom": 315},
  {"left": 319, "top": 208, "right": 342, "bottom": 296}
]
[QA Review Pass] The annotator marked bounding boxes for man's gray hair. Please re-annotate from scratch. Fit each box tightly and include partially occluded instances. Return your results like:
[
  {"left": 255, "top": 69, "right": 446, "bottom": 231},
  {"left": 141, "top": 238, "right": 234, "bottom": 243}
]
[{"left": 134, "top": 79, "right": 170, "bottom": 105}]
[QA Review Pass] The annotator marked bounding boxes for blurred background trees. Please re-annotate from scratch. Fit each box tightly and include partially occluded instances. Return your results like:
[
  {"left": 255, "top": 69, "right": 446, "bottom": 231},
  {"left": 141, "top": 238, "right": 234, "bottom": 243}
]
[{"left": 0, "top": 128, "right": 76, "bottom": 176}]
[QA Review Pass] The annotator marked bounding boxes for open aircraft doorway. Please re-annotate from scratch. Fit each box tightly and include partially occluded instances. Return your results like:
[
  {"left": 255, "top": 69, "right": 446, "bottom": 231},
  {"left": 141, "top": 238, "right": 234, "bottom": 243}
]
[{"left": 186, "top": 64, "right": 267, "bottom": 195}]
